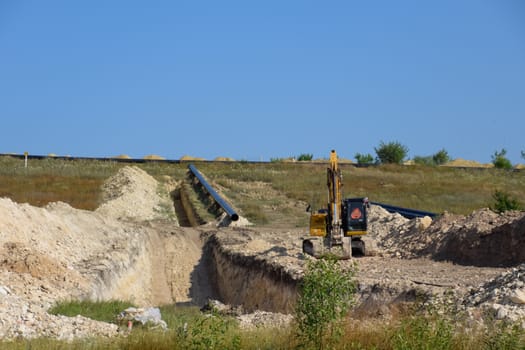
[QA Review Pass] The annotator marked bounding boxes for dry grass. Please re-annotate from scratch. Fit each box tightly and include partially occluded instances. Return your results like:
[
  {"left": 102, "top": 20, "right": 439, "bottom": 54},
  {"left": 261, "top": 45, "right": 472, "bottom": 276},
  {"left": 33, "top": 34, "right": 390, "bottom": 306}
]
[{"left": 1, "top": 156, "right": 524, "bottom": 217}]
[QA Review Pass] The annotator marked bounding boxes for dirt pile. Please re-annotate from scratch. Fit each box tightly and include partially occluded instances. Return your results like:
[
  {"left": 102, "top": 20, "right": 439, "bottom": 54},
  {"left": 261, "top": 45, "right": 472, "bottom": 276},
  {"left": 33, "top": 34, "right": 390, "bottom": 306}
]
[
  {"left": 0, "top": 198, "right": 130, "bottom": 339},
  {"left": 0, "top": 166, "right": 183, "bottom": 340},
  {"left": 96, "top": 166, "right": 175, "bottom": 223},
  {"left": 207, "top": 205, "right": 525, "bottom": 323},
  {"left": 364, "top": 204, "right": 525, "bottom": 323},
  {"left": 367, "top": 205, "right": 525, "bottom": 267}
]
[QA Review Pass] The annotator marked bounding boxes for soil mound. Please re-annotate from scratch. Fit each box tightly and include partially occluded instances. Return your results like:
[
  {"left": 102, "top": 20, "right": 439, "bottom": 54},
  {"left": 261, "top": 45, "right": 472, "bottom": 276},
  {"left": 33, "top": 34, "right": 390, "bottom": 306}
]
[
  {"left": 0, "top": 166, "right": 179, "bottom": 339},
  {"left": 96, "top": 166, "right": 175, "bottom": 222},
  {"left": 367, "top": 205, "right": 525, "bottom": 267}
]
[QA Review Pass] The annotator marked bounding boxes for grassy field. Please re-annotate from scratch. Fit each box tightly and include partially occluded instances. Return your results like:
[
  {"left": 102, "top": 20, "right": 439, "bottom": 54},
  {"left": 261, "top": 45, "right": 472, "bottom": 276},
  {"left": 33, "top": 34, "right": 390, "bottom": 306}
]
[{"left": 1, "top": 155, "right": 523, "bottom": 220}]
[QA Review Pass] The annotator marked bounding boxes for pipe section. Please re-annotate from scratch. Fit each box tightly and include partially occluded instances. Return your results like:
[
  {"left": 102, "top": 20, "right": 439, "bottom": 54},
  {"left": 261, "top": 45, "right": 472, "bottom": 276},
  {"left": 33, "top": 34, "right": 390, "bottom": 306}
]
[
  {"left": 188, "top": 164, "right": 239, "bottom": 221},
  {"left": 371, "top": 201, "right": 437, "bottom": 219}
]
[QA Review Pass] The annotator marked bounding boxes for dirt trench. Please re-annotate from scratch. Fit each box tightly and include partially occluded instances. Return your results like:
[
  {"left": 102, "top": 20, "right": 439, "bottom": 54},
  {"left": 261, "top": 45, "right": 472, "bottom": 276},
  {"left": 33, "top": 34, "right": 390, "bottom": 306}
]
[
  {"left": 137, "top": 179, "right": 299, "bottom": 312},
  {"left": 140, "top": 227, "right": 298, "bottom": 312}
]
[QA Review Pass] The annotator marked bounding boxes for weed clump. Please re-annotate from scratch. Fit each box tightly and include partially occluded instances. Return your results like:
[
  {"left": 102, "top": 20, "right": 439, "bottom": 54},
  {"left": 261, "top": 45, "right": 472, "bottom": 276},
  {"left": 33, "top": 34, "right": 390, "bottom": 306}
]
[{"left": 294, "top": 255, "right": 357, "bottom": 349}]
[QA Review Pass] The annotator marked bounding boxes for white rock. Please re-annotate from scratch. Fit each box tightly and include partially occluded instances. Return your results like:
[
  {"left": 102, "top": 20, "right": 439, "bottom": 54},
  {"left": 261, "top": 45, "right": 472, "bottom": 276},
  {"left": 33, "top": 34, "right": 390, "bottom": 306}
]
[
  {"left": 508, "top": 288, "right": 525, "bottom": 304},
  {"left": 0, "top": 285, "right": 11, "bottom": 296}
]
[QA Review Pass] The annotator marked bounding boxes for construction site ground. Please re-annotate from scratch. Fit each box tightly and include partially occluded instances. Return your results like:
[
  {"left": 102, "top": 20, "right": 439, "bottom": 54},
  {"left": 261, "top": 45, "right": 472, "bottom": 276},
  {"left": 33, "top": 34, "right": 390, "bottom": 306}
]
[{"left": 0, "top": 165, "right": 524, "bottom": 340}]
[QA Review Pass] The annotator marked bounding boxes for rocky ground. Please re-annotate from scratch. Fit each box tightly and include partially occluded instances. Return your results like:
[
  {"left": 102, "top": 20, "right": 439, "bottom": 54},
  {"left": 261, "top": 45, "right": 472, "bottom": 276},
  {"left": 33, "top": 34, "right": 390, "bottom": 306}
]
[{"left": 0, "top": 165, "right": 524, "bottom": 340}]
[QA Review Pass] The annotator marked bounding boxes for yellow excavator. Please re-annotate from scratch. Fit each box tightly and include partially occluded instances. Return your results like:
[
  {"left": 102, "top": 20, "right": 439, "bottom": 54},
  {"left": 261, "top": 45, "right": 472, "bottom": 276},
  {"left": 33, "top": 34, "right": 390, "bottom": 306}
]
[{"left": 302, "top": 150, "right": 369, "bottom": 259}]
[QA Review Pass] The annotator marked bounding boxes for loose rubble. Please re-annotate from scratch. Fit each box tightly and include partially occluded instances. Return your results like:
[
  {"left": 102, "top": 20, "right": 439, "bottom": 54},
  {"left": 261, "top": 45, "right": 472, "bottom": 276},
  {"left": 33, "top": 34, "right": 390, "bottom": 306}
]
[
  {"left": 201, "top": 299, "right": 293, "bottom": 329},
  {"left": 118, "top": 307, "right": 167, "bottom": 330},
  {"left": 463, "top": 264, "right": 525, "bottom": 326}
]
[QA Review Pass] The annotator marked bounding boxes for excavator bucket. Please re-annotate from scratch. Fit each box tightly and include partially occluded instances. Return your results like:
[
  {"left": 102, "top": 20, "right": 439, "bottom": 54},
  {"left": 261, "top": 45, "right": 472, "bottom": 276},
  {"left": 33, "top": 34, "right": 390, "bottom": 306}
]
[{"left": 302, "top": 236, "right": 352, "bottom": 260}]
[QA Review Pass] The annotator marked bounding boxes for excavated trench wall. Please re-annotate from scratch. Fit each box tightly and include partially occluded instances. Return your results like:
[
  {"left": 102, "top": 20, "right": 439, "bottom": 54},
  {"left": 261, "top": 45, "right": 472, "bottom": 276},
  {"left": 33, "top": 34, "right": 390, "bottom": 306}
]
[
  {"left": 83, "top": 231, "right": 157, "bottom": 306},
  {"left": 204, "top": 235, "right": 299, "bottom": 313}
]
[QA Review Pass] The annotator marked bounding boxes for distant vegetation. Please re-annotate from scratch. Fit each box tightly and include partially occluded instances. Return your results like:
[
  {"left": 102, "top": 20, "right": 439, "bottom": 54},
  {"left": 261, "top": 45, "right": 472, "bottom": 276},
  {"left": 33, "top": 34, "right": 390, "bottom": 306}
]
[
  {"left": 374, "top": 140, "right": 409, "bottom": 164},
  {"left": 354, "top": 153, "right": 374, "bottom": 165},
  {"left": 492, "top": 149, "right": 513, "bottom": 169},
  {"left": 414, "top": 149, "right": 451, "bottom": 166},
  {"left": 296, "top": 153, "right": 313, "bottom": 161}
]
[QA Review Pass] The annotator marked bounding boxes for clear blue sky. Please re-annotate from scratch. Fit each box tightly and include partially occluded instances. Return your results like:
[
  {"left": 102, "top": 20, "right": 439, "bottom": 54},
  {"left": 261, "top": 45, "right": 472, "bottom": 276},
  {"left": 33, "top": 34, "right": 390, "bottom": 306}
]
[{"left": 1, "top": 1, "right": 524, "bottom": 163}]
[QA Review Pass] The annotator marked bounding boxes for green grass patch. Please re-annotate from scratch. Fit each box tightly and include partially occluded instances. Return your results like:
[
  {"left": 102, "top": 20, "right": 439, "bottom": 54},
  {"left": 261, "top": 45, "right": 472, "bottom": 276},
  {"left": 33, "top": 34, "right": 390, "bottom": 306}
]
[{"left": 48, "top": 299, "right": 136, "bottom": 323}]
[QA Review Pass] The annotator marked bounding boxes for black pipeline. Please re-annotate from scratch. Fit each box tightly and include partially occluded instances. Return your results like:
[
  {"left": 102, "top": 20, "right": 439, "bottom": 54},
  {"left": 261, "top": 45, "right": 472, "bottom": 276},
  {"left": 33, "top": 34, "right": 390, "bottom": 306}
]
[
  {"left": 187, "top": 164, "right": 239, "bottom": 221},
  {"left": 371, "top": 201, "right": 437, "bottom": 219}
]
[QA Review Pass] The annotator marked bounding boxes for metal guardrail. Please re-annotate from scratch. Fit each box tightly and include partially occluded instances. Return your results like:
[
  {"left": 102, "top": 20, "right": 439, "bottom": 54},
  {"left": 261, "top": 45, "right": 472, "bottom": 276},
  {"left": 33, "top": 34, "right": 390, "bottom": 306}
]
[
  {"left": 370, "top": 201, "right": 438, "bottom": 219},
  {"left": 187, "top": 164, "right": 239, "bottom": 221}
]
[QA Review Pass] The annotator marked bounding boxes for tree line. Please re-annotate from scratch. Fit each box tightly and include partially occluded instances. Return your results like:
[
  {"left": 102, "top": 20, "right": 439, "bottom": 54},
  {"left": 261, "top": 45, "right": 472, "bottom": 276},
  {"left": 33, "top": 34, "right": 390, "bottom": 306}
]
[{"left": 293, "top": 141, "right": 524, "bottom": 169}]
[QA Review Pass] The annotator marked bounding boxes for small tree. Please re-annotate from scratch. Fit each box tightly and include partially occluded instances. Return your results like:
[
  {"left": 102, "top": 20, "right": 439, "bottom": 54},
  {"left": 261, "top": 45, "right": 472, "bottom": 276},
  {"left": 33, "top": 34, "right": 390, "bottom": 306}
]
[
  {"left": 492, "top": 149, "right": 512, "bottom": 169},
  {"left": 521, "top": 150, "right": 525, "bottom": 161},
  {"left": 354, "top": 153, "right": 374, "bottom": 165},
  {"left": 432, "top": 149, "right": 450, "bottom": 165},
  {"left": 297, "top": 153, "right": 313, "bottom": 161},
  {"left": 490, "top": 190, "right": 522, "bottom": 213},
  {"left": 374, "top": 141, "right": 408, "bottom": 164},
  {"left": 295, "top": 256, "right": 357, "bottom": 349}
]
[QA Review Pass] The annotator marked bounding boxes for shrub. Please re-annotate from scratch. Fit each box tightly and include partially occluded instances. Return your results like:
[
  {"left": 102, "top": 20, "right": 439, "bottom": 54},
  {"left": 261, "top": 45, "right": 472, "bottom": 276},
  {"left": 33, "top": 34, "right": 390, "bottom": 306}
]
[
  {"left": 295, "top": 255, "right": 357, "bottom": 349},
  {"left": 490, "top": 190, "right": 522, "bottom": 213},
  {"left": 183, "top": 313, "right": 240, "bottom": 350},
  {"left": 354, "top": 153, "right": 374, "bottom": 165},
  {"left": 297, "top": 153, "right": 314, "bottom": 161},
  {"left": 413, "top": 149, "right": 450, "bottom": 167},
  {"left": 492, "top": 149, "right": 513, "bottom": 169},
  {"left": 374, "top": 141, "right": 408, "bottom": 164},
  {"left": 432, "top": 149, "right": 450, "bottom": 165}
]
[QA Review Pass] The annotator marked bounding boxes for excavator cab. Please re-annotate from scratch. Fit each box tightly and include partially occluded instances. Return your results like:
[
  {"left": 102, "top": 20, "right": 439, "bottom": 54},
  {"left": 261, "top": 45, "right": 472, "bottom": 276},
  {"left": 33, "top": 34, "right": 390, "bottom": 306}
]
[
  {"left": 343, "top": 197, "right": 368, "bottom": 235},
  {"left": 342, "top": 197, "right": 369, "bottom": 256}
]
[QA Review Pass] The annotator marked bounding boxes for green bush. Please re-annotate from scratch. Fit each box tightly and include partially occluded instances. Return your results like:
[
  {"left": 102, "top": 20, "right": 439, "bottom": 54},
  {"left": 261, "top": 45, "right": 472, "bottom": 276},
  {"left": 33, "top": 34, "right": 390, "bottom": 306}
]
[
  {"left": 393, "top": 314, "right": 455, "bottom": 350},
  {"left": 182, "top": 313, "right": 240, "bottom": 350},
  {"left": 483, "top": 321, "right": 525, "bottom": 350},
  {"left": 432, "top": 149, "right": 450, "bottom": 165},
  {"left": 413, "top": 149, "right": 450, "bottom": 167},
  {"left": 492, "top": 149, "right": 512, "bottom": 169},
  {"left": 297, "top": 153, "right": 314, "bottom": 161},
  {"left": 375, "top": 141, "right": 409, "bottom": 164},
  {"left": 490, "top": 190, "right": 522, "bottom": 213},
  {"left": 354, "top": 153, "right": 374, "bottom": 165},
  {"left": 295, "top": 255, "right": 357, "bottom": 349}
]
